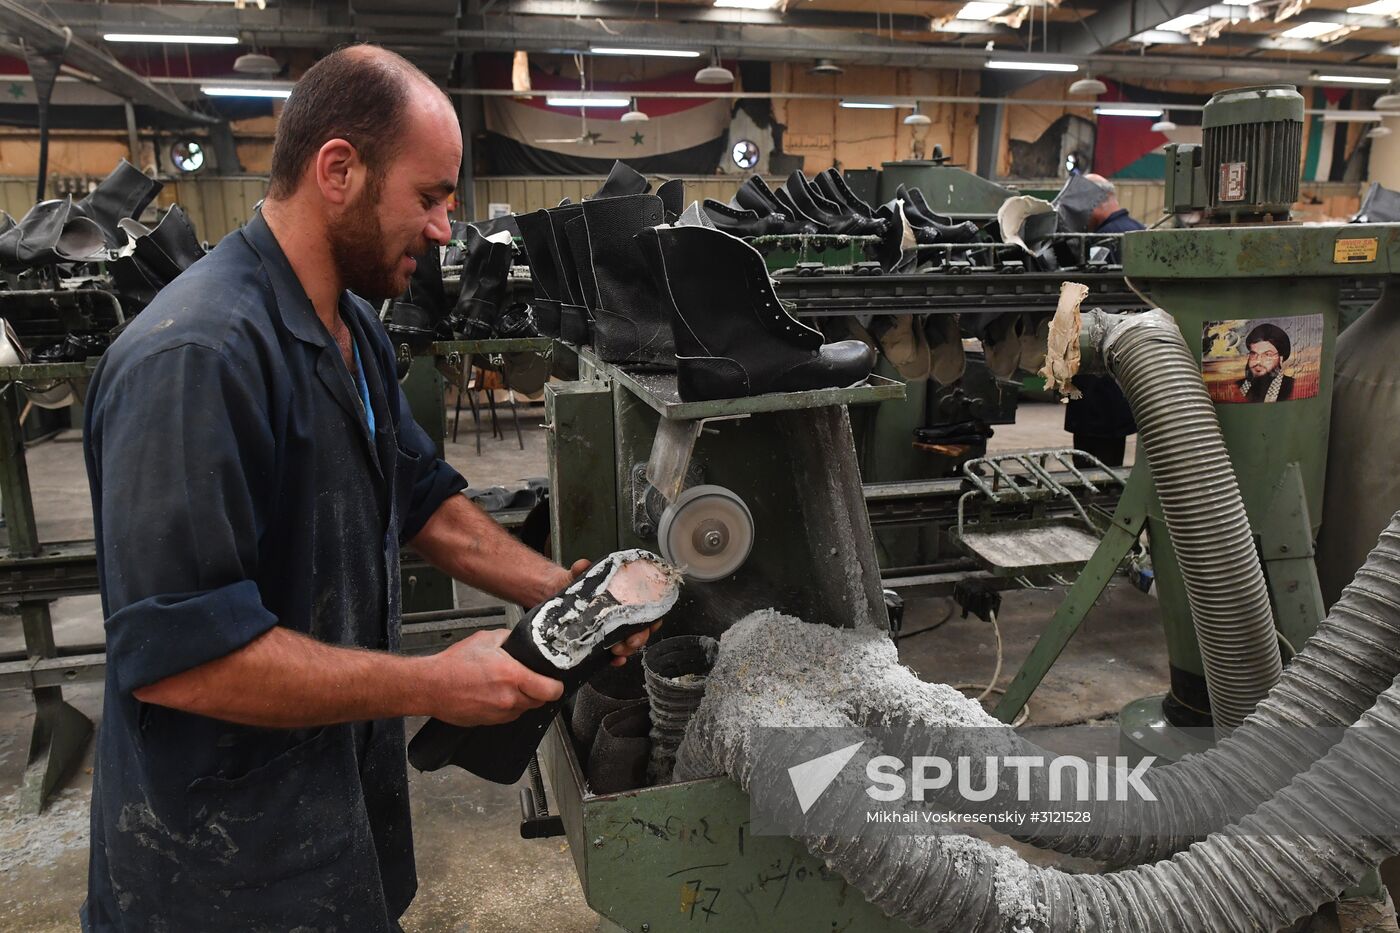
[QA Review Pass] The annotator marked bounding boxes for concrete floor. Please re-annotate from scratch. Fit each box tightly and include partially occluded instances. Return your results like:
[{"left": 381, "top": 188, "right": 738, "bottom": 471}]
[{"left": 0, "top": 398, "right": 1198, "bottom": 932}]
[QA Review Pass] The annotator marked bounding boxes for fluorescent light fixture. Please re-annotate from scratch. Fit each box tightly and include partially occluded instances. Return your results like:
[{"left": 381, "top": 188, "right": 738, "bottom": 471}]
[
  {"left": 1321, "top": 110, "right": 1383, "bottom": 121},
  {"left": 1279, "top": 21, "right": 1340, "bottom": 38},
  {"left": 1095, "top": 105, "right": 1164, "bottom": 117},
  {"left": 985, "top": 59, "right": 1080, "bottom": 72},
  {"left": 841, "top": 100, "right": 897, "bottom": 109},
  {"left": 957, "top": 1, "right": 1010, "bottom": 20},
  {"left": 1314, "top": 74, "right": 1393, "bottom": 85},
  {"left": 105, "top": 33, "right": 239, "bottom": 44},
  {"left": 1217, "top": 0, "right": 1254, "bottom": 6},
  {"left": 1349, "top": 0, "right": 1400, "bottom": 13},
  {"left": 713, "top": 0, "right": 781, "bottom": 8},
  {"left": 590, "top": 47, "right": 702, "bottom": 58},
  {"left": 202, "top": 85, "right": 291, "bottom": 98},
  {"left": 1158, "top": 12, "right": 1209, "bottom": 30},
  {"left": 545, "top": 96, "right": 631, "bottom": 108}
]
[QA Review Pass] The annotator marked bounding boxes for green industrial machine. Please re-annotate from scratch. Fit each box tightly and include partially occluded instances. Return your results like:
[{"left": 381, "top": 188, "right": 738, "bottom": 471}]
[
  {"left": 540, "top": 348, "right": 920, "bottom": 932},
  {"left": 876, "top": 158, "right": 1019, "bottom": 220},
  {"left": 993, "top": 86, "right": 1400, "bottom": 767}
]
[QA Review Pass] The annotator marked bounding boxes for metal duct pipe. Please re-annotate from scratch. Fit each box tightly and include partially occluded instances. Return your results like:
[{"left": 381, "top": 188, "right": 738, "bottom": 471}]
[{"left": 1077, "top": 306, "right": 1283, "bottom": 731}]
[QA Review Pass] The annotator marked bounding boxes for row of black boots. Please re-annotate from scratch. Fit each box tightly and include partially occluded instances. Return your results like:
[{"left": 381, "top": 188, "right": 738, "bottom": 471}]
[{"left": 512, "top": 162, "right": 877, "bottom": 402}]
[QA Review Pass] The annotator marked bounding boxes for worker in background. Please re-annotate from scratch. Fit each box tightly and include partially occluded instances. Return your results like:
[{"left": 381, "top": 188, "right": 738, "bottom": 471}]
[
  {"left": 1065, "top": 173, "right": 1141, "bottom": 467},
  {"left": 80, "top": 45, "right": 654, "bottom": 932}
]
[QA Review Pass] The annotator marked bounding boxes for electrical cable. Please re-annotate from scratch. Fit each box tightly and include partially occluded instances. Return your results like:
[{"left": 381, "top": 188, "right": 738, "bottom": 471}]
[{"left": 894, "top": 596, "right": 955, "bottom": 639}]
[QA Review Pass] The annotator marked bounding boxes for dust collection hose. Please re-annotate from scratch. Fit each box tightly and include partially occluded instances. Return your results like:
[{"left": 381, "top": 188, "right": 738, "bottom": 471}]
[
  {"left": 676, "top": 579, "right": 1400, "bottom": 932},
  {"left": 1071, "top": 300, "right": 1283, "bottom": 731}
]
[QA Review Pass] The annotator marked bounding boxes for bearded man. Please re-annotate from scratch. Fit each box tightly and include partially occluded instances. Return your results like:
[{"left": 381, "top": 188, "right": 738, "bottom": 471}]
[
  {"left": 81, "top": 45, "right": 651, "bottom": 931},
  {"left": 1237, "top": 322, "right": 1295, "bottom": 403}
]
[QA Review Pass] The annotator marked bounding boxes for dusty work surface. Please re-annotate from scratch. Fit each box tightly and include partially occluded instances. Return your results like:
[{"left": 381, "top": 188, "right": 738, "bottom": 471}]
[{"left": 0, "top": 401, "right": 1188, "bottom": 932}]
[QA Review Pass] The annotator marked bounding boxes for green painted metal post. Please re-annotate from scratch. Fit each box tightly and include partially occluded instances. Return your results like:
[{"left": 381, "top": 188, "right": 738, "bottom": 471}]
[
  {"left": 545, "top": 381, "right": 619, "bottom": 567},
  {"left": 0, "top": 387, "right": 91, "bottom": 813}
]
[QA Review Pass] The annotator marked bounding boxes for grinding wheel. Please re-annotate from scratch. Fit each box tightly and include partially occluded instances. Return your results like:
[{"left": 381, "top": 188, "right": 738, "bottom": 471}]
[{"left": 657, "top": 484, "right": 755, "bottom": 582}]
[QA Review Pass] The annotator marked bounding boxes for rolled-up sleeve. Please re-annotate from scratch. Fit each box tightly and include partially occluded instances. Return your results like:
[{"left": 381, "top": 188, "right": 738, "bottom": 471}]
[
  {"left": 91, "top": 344, "right": 278, "bottom": 695},
  {"left": 393, "top": 387, "right": 467, "bottom": 543}
]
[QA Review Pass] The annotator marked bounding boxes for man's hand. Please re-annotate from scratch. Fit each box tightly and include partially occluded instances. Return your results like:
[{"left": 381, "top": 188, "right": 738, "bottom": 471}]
[{"left": 424, "top": 629, "right": 564, "bottom": 726}]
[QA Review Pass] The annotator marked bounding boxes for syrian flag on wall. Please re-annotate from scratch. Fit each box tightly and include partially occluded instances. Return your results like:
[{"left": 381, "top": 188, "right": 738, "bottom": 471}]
[
  {"left": 476, "top": 55, "right": 732, "bottom": 175},
  {"left": 1092, "top": 80, "right": 1205, "bottom": 179},
  {"left": 1303, "top": 87, "right": 1354, "bottom": 182}
]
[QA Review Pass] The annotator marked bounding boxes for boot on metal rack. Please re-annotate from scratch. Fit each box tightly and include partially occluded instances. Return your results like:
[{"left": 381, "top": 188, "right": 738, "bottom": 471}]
[
  {"left": 814, "top": 169, "right": 889, "bottom": 238},
  {"left": 732, "top": 175, "right": 819, "bottom": 235},
  {"left": 783, "top": 171, "right": 886, "bottom": 237},
  {"left": 449, "top": 223, "right": 514, "bottom": 340},
  {"left": 384, "top": 242, "right": 450, "bottom": 364},
  {"left": 74, "top": 160, "right": 164, "bottom": 248},
  {"left": 657, "top": 179, "right": 685, "bottom": 222},
  {"left": 896, "top": 184, "right": 981, "bottom": 244},
  {"left": 700, "top": 199, "right": 795, "bottom": 237},
  {"left": 515, "top": 209, "right": 585, "bottom": 344},
  {"left": 637, "top": 225, "right": 876, "bottom": 402},
  {"left": 592, "top": 161, "right": 650, "bottom": 199},
  {"left": 581, "top": 193, "right": 676, "bottom": 367}
]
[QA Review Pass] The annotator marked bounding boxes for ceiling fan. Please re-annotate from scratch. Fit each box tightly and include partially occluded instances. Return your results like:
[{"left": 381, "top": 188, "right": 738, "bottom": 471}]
[{"left": 534, "top": 54, "right": 619, "bottom": 146}]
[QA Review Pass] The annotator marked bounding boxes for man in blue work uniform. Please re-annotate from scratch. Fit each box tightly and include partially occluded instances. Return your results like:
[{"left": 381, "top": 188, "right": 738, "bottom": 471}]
[
  {"left": 81, "top": 46, "right": 651, "bottom": 931},
  {"left": 1065, "top": 173, "right": 1142, "bottom": 467}
]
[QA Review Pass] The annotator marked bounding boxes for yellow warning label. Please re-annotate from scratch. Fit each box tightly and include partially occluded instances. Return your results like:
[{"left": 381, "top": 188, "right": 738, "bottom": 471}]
[{"left": 1334, "top": 238, "right": 1379, "bottom": 264}]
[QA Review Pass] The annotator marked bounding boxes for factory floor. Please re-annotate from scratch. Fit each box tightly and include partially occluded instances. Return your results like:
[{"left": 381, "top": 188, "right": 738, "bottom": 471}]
[{"left": 0, "top": 399, "right": 1351, "bottom": 932}]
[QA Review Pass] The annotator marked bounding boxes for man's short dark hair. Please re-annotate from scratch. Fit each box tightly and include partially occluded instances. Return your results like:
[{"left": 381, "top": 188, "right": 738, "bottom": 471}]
[
  {"left": 1245, "top": 322, "right": 1291, "bottom": 360},
  {"left": 268, "top": 45, "right": 428, "bottom": 199}
]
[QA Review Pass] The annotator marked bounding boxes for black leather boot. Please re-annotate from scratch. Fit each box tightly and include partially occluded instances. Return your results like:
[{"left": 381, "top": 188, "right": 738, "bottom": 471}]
[
  {"left": 74, "top": 160, "right": 163, "bottom": 248},
  {"left": 450, "top": 224, "right": 513, "bottom": 339},
  {"left": 732, "top": 176, "right": 819, "bottom": 235},
  {"left": 563, "top": 212, "right": 601, "bottom": 313},
  {"left": 120, "top": 204, "right": 205, "bottom": 282},
  {"left": 593, "top": 161, "right": 650, "bottom": 199},
  {"left": 784, "top": 172, "right": 886, "bottom": 236},
  {"left": 897, "top": 184, "right": 981, "bottom": 244},
  {"left": 582, "top": 193, "right": 675, "bottom": 368},
  {"left": 813, "top": 169, "right": 890, "bottom": 238},
  {"left": 515, "top": 210, "right": 568, "bottom": 341},
  {"left": 384, "top": 243, "right": 449, "bottom": 358},
  {"left": 700, "top": 199, "right": 792, "bottom": 237},
  {"left": 657, "top": 178, "right": 684, "bottom": 222},
  {"left": 546, "top": 204, "right": 595, "bottom": 341},
  {"left": 637, "top": 226, "right": 877, "bottom": 402},
  {"left": 407, "top": 549, "right": 680, "bottom": 784},
  {"left": 0, "top": 197, "right": 107, "bottom": 271}
]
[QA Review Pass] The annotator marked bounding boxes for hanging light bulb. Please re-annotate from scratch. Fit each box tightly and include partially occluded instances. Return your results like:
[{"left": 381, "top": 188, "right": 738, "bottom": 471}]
[
  {"left": 1151, "top": 119, "right": 1178, "bottom": 132},
  {"left": 621, "top": 98, "right": 649, "bottom": 123},
  {"left": 1367, "top": 125, "right": 1393, "bottom": 139},
  {"left": 1376, "top": 91, "right": 1400, "bottom": 111},
  {"left": 695, "top": 48, "right": 735, "bottom": 85},
  {"left": 903, "top": 102, "right": 932, "bottom": 126}
]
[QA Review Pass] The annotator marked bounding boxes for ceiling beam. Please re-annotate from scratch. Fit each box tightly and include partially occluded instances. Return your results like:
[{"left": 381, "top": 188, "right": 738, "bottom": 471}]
[
  {"left": 0, "top": 0, "right": 213, "bottom": 123},
  {"left": 488, "top": 1, "right": 934, "bottom": 33}
]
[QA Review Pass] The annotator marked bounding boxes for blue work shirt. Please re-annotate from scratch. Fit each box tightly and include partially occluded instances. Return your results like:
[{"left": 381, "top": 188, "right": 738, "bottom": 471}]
[{"left": 81, "top": 209, "right": 466, "bottom": 931}]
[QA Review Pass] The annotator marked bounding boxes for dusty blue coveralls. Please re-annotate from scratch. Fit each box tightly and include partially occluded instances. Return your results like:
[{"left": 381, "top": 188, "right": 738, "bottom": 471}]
[{"left": 81, "top": 209, "right": 466, "bottom": 931}]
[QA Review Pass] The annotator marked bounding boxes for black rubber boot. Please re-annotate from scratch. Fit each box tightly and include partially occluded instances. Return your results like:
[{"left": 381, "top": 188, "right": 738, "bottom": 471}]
[
  {"left": 74, "top": 160, "right": 163, "bottom": 248},
  {"left": 121, "top": 204, "right": 205, "bottom": 283},
  {"left": 515, "top": 210, "right": 568, "bottom": 340},
  {"left": 582, "top": 193, "right": 675, "bottom": 368},
  {"left": 593, "top": 161, "right": 650, "bottom": 199},
  {"left": 563, "top": 212, "right": 601, "bottom": 313},
  {"left": 449, "top": 224, "right": 512, "bottom": 339},
  {"left": 0, "top": 197, "right": 107, "bottom": 271},
  {"left": 407, "top": 549, "right": 680, "bottom": 784},
  {"left": 896, "top": 184, "right": 981, "bottom": 243},
  {"left": 637, "top": 226, "right": 877, "bottom": 402}
]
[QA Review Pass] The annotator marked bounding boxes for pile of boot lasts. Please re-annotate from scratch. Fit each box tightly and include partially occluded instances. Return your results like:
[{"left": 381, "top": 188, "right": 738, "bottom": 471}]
[
  {"left": 513, "top": 161, "right": 885, "bottom": 403},
  {"left": 0, "top": 159, "right": 207, "bottom": 364}
]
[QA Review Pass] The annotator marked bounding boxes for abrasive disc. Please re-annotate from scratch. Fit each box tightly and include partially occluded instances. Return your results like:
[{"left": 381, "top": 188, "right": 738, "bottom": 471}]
[{"left": 657, "top": 484, "right": 755, "bottom": 582}]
